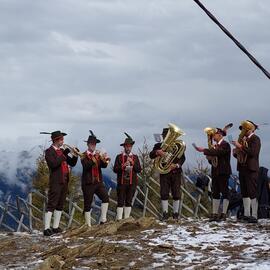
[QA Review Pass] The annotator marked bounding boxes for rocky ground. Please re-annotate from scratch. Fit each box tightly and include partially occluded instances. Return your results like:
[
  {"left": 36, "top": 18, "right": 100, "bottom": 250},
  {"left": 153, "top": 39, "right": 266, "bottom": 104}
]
[{"left": 0, "top": 217, "right": 270, "bottom": 270}]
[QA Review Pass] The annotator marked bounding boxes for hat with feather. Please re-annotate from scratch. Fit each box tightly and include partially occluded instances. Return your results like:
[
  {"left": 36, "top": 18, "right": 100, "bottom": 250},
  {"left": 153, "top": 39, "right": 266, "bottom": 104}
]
[
  {"left": 84, "top": 130, "right": 101, "bottom": 144},
  {"left": 120, "top": 132, "right": 135, "bottom": 146},
  {"left": 215, "top": 123, "right": 233, "bottom": 136},
  {"left": 40, "top": 130, "right": 67, "bottom": 142}
]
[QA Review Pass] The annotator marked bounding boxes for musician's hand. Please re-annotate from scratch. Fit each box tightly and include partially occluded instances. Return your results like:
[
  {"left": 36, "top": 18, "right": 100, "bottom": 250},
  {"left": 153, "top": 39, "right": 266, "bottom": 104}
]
[
  {"left": 127, "top": 157, "right": 134, "bottom": 165},
  {"left": 169, "top": 164, "right": 178, "bottom": 171},
  {"left": 194, "top": 146, "right": 204, "bottom": 152},
  {"left": 156, "top": 150, "right": 166, "bottom": 157},
  {"left": 124, "top": 161, "right": 130, "bottom": 167},
  {"left": 63, "top": 148, "right": 70, "bottom": 156},
  {"left": 232, "top": 141, "right": 242, "bottom": 148},
  {"left": 92, "top": 156, "right": 98, "bottom": 164}
]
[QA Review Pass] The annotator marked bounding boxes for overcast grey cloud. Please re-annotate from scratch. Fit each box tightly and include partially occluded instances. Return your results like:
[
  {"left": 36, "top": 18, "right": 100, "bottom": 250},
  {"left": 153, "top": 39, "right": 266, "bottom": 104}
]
[{"left": 0, "top": 0, "right": 269, "bottom": 184}]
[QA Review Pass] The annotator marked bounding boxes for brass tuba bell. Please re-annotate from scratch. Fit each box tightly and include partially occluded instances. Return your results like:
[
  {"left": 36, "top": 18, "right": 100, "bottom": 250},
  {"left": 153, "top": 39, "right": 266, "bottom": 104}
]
[
  {"left": 204, "top": 127, "right": 218, "bottom": 167},
  {"left": 235, "top": 120, "right": 254, "bottom": 164},
  {"left": 154, "top": 123, "right": 186, "bottom": 174}
]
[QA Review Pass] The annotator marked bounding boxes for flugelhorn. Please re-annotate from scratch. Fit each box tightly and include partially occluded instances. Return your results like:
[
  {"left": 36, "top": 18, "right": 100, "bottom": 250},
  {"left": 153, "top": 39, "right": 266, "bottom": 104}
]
[
  {"left": 96, "top": 150, "right": 111, "bottom": 164},
  {"left": 62, "top": 144, "right": 85, "bottom": 159}
]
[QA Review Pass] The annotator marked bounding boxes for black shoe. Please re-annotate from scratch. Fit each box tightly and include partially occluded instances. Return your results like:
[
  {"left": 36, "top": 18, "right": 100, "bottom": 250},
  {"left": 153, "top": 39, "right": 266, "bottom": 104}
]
[
  {"left": 100, "top": 221, "right": 107, "bottom": 225},
  {"left": 172, "top": 213, "right": 179, "bottom": 220},
  {"left": 219, "top": 213, "right": 227, "bottom": 221},
  {"left": 43, "top": 228, "right": 53, "bottom": 236},
  {"left": 238, "top": 216, "right": 250, "bottom": 223},
  {"left": 248, "top": 216, "right": 258, "bottom": 224},
  {"left": 52, "top": 227, "right": 63, "bottom": 234},
  {"left": 162, "top": 212, "right": 169, "bottom": 221},
  {"left": 209, "top": 214, "right": 219, "bottom": 222}
]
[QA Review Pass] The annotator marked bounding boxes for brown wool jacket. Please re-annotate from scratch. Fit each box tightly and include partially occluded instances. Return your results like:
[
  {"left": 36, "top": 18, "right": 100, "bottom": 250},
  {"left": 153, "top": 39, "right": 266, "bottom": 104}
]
[
  {"left": 234, "top": 134, "right": 261, "bottom": 172},
  {"left": 203, "top": 140, "right": 232, "bottom": 177},
  {"left": 81, "top": 152, "right": 108, "bottom": 184},
  {"left": 45, "top": 146, "right": 78, "bottom": 184},
  {"left": 113, "top": 153, "right": 142, "bottom": 185}
]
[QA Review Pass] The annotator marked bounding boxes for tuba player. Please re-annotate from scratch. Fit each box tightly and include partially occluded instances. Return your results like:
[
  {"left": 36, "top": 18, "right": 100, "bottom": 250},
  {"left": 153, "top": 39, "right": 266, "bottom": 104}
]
[{"left": 149, "top": 127, "right": 186, "bottom": 221}]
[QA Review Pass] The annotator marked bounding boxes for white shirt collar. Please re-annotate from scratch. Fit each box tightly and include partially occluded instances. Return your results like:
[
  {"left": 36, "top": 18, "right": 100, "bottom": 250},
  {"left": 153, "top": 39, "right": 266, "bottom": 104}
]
[
  {"left": 87, "top": 150, "right": 96, "bottom": 155},
  {"left": 248, "top": 132, "right": 254, "bottom": 139},
  {"left": 217, "top": 138, "right": 224, "bottom": 145},
  {"left": 123, "top": 151, "right": 133, "bottom": 157},
  {"left": 52, "top": 145, "right": 60, "bottom": 150}
]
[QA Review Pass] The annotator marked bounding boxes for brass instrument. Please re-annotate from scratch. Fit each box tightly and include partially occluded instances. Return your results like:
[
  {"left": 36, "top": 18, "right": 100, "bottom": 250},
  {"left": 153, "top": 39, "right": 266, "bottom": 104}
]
[
  {"left": 235, "top": 120, "right": 254, "bottom": 164},
  {"left": 154, "top": 123, "right": 186, "bottom": 174},
  {"left": 96, "top": 150, "right": 111, "bottom": 165},
  {"left": 204, "top": 127, "right": 218, "bottom": 167},
  {"left": 62, "top": 144, "right": 85, "bottom": 159}
]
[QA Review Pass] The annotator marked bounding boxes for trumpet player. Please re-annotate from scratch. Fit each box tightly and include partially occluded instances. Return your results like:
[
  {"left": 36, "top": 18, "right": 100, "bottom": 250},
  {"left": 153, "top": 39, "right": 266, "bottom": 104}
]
[
  {"left": 232, "top": 120, "right": 261, "bottom": 223},
  {"left": 41, "top": 130, "right": 78, "bottom": 236},
  {"left": 81, "top": 131, "right": 110, "bottom": 226},
  {"left": 150, "top": 127, "right": 186, "bottom": 221},
  {"left": 194, "top": 124, "right": 232, "bottom": 222},
  {"left": 113, "top": 133, "right": 141, "bottom": 220}
]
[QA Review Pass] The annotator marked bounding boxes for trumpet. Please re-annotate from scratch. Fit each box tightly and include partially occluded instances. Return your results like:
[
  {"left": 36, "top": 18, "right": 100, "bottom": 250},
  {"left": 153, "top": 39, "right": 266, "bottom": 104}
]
[
  {"left": 62, "top": 144, "right": 86, "bottom": 159},
  {"left": 96, "top": 150, "right": 111, "bottom": 164}
]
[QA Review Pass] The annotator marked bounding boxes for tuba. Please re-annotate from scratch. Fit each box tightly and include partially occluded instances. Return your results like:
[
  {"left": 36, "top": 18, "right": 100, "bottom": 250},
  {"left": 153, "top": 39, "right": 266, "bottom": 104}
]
[
  {"left": 154, "top": 123, "right": 186, "bottom": 174},
  {"left": 204, "top": 127, "right": 218, "bottom": 167},
  {"left": 235, "top": 120, "right": 254, "bottom": 164}
]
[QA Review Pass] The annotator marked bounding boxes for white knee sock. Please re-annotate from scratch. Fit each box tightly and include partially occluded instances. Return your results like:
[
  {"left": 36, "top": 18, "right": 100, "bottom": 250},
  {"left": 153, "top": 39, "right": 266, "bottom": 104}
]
[
  {"left": 100, "top": 203, "right": 109, "bottom": 223},
  {"left": 222, "top": 199, "right": 229, "bottom": 214},
  {"left": 161, "top": 200, "right": 168, "bottom": 213},
  {"left": 251, "top": 198, "right": 258, "bottom": 219},
  {"left": 173, "top": 200, "right": 180, "bottom": 214},
  {"left": 116, "top": 207, "right": 123, "bottom": 221},
  {"left": 44, "top": 211, "right": 52, "bottom": 230},
  {"left": 84, "top": 211, "right": 91, "bottom": 227},
  {"left": 53, "top": 210, "right": 62, "bottom": 229},
  {"left": 212, "top": 199, "right": 220, "bottom": 214},
  {"left": 243, "top": 197, "right": 251, "bottom": 216},
  {"left": 124, "top": 207, "right": 132, "bottom": 219}
]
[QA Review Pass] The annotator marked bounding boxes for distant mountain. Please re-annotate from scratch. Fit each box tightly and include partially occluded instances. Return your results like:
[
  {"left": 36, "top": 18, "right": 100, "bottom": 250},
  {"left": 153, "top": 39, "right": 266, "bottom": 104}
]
[
  {"left": 0, "top": 147, "right": 40, "bottom": 202},
  {"left": 0, "top": 146, "right": 118, "bottom": 231}
]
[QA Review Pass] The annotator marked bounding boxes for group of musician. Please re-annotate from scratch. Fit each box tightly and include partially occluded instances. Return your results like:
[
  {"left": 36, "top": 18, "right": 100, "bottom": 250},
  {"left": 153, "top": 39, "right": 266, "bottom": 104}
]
[
  {"left": 42, "top": 130, "right": 142, "bottom": 236},
  {"left": 42, "top": 119, "right": 261, "bottom": 236}
]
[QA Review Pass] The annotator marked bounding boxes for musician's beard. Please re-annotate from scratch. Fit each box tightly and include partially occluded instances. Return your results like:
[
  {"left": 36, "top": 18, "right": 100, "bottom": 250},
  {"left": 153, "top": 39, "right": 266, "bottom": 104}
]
[{"left": 88, "top": 145, "right": 96, "bottom": 152}]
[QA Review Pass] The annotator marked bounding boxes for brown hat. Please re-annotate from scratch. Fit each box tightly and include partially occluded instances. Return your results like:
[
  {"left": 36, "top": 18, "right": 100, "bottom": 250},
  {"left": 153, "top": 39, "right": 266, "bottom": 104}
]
[
  {"left": 40, "top": 131, "right": 67, "bottom": 142},
  {"left": 162, "top": 128, "right": 169, "bottom": 138},
  {"left": 215, "top": 128, "right": 226, "bottom": 136},
  {"left": 84, "top": 130, "right": 101, "bottom": 144},
  {"left": 120, "top": 133, "right": 135, "bottom": 146},
  {"left": 216, "top": 123, "right": 233, "bottom": 136}
]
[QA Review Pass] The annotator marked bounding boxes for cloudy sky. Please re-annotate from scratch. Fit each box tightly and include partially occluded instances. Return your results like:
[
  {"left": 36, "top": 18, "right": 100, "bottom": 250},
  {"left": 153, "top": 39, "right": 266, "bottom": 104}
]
[{"left": 0, "top": 0, "right": 269, "bottom": 176}]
